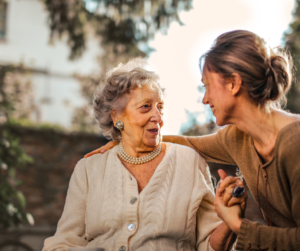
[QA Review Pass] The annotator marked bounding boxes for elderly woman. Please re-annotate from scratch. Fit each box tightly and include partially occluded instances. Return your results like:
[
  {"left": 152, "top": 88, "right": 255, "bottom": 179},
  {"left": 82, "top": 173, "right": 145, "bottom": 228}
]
[{"left": 43, "top": 59, "right": 245, "bottom": 251}]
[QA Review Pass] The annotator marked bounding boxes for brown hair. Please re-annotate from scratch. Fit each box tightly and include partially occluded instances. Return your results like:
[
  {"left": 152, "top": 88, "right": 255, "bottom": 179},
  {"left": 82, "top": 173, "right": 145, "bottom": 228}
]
[{"left": 200, "top": 30, "right": 293, "bottom": 109}]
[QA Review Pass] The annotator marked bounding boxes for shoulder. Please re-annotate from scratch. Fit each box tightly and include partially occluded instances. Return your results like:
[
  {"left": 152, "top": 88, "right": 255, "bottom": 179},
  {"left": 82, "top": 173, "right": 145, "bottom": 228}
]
[
  {"left": 276, "top": 121, "right": 300, "bottom": 179},
  {"left": 83, "top": 150, "right": 110, "bottom": 166},
  {"left": 78, "top": 146, "right": 118, "bottom": 175},
  {"left": 276, "top": 121, "right": 300, "bottom": 158},
  {"left": 277, "top": 121, "right": 300, "bottom": 150}
]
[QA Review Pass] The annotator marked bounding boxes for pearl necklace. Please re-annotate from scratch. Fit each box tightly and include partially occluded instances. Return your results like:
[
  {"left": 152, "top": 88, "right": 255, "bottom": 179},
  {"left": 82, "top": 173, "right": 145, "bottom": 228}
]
[{"left": 118, "top": 142, "right": 161, "bottom": 165}]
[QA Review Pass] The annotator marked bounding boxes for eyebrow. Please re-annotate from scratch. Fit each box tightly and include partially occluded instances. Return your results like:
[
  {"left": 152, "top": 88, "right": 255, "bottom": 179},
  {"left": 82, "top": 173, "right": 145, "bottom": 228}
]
[
  {"left": 136, "top": 98, "right": 164, "bottom": 106},
  {"left": 136, "top": 98, "right": 152, "bottom": 107},
  {"left": 137, "top": 98, "right": 151, "bottom": 103}
]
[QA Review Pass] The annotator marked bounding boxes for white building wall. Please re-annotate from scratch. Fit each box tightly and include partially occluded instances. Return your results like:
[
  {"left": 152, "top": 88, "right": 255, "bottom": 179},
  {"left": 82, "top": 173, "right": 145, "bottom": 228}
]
[{"left": 0, "top": 0, "right": 101, "bottom": 128}]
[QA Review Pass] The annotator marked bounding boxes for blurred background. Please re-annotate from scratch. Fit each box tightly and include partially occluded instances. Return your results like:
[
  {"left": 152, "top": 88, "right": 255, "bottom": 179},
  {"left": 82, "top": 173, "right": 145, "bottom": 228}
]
[{"left": 0, "top": 0, "right": 300, "bottom": 250}]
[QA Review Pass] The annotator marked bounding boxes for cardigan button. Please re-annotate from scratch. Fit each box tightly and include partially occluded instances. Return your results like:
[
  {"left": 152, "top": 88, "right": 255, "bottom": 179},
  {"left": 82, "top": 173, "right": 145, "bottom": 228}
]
[
  {"left": 119, "top": 246, "right": 126, "bottom": 251},
  {"left": 130, "top": 197, "right": 138, "bottom": 204},
  {"left": 128, "top": 223, "right": 136, "bottom": 231}
]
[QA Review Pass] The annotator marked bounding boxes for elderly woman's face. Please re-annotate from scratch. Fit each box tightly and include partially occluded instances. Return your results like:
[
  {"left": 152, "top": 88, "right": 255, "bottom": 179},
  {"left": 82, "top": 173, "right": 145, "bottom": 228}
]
[{"left": 117, "top": 84, "right": 164, "bottom": 149}]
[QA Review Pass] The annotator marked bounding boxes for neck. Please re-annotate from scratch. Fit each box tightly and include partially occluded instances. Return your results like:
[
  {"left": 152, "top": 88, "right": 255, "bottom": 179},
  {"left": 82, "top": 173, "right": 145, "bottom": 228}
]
[
  {"left": 234, "top": 107, "right": 277, "bottom": 146},
  {"left": 228, "top": 103, "right": 279, "bottom": 162},
  {"left": 121, "top": 137, "right": 160, "bottom": 158}
]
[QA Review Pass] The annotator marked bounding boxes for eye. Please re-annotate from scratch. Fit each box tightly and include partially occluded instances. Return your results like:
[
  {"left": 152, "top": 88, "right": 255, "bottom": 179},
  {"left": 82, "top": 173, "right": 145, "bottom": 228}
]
[
  {"left": 158, "top": 105, "right": 164, "bottom": 114},
  {"left": 139, "top": 104, "right": 151, "bottom": 112}
]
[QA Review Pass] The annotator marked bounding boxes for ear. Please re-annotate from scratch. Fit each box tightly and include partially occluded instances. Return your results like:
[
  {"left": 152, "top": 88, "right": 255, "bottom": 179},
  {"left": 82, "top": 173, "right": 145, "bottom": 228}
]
[
  {"left": 230, "top": 73, "right": 242, "bottom": 96},
  {"left": 111, "top": 110, "right": 118, "bottom": 124}
]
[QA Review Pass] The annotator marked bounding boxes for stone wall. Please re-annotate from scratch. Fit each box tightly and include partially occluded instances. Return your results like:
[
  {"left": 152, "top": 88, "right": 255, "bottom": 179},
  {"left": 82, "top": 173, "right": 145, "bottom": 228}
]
[{"left": 1, "top": 125, "right": 108, "bottom": 227}]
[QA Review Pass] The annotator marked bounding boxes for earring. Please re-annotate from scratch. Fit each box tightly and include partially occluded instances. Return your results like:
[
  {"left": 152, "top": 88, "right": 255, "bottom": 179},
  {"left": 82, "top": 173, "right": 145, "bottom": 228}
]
[{"left": 115, "top": 120, "right": 124, "bottom": 130}]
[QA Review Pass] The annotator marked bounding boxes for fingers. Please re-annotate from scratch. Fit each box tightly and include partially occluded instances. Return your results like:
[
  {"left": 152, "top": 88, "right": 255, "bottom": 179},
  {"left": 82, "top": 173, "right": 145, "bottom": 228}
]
[
  {"left": 109, "top": 140, "right": 120, "bottom": 147},
  {"left": 217, "top": 169, "right": 228, "bottom": 180},
  {"left": 214, "top": 194, "right": 233, "bottom": 221},
  {"left": 227, "top": 193, "right": 248, "bottom": 207},
  {"left": 84, "top": 148, "right": 103, "bottom": 158},
  {"left": 218, "top": 176, "right": 239, "bottom": 194},
  {"left": 84, "top": 141, "right": 120, "bottom": 158},
  {"left": 240, "top": 201, "right": 247, "bottom": 213},
  {"left": 214, "top": 193, "right": 225, "bottom": 214},
  {"left": 222, "top": 178, "right": 243, "bottom": 203},
  {"left": 223, "top": 181, "right": 248, "bottom": 207}
]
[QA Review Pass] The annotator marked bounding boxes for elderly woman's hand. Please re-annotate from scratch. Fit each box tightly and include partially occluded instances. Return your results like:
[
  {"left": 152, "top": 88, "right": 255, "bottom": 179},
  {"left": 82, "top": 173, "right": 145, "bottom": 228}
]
[
  {"left": 214, "top": 169, "right": 248, "bottom": 235},
  {"left": 217, "top": 169, "right": 247, "bottom": 211},
  {"left": 84, "top": 141, "right": 119, "bottom": 158}
]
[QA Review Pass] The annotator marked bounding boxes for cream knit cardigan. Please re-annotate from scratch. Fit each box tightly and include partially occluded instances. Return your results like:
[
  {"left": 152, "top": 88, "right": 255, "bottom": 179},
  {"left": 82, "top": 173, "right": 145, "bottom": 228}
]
[{"left": 43, "top": 143, "right": 222, "bottom": 251}]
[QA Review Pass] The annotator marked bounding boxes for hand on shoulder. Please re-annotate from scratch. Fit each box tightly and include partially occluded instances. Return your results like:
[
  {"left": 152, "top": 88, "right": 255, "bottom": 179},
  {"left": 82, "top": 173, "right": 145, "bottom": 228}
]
[{"left": 84, "top": 140, "right": 119, "bottom": 158}]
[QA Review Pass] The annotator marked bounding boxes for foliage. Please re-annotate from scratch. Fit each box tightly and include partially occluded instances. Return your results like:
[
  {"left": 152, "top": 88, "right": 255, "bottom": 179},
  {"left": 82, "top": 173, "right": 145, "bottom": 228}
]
[
  {"left": 43, "top": 0, "right": 193, "bottom": 59},
  {"left": 71, "top": 104, "right": 100, "bottom": 133},
  {"left": 0, "top": 129, "right": 34, "bottom": 229},
  {"left": 181, "top": 121, "right": 219, "bottom": 136},
  {"left": 284, "top": 0, "right": 300, "bottom": 113},
  {"left": 71, "top": 71, "right": 102, "bottom": 133},
  {"left": 0, "top": 64, "right": 35, "bottom": 229},
  {"left": 42, "top": 0, "right": 193, "bottom": 132},
  {"left": 7, "top": 117, "right": 67, "bottom": 132}
]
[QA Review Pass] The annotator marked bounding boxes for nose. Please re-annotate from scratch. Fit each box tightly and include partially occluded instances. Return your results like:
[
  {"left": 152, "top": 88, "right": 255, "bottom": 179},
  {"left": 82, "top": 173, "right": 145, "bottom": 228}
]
[
  {"left": 202, "top": 92, "right": 208, "bottom": 105},
  {"left": 150, "top": 107, "right": 163, "bottom": 123}
]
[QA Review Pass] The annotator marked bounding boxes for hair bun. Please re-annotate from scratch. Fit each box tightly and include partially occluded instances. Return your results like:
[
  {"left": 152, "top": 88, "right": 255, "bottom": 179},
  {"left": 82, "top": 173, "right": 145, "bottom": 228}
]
[{"left": 264, "top": 54, "right": 291, "bottom": 103}]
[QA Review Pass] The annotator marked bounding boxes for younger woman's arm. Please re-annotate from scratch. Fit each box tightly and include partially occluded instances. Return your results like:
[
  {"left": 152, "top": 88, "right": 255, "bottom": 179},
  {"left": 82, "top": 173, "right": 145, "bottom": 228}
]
[
  {"left": 194, "top": 152, "right": 239, "bottom": 251},
  {"left": 85, "top": 125, "right": 236, "bottom": 166},
  {"left": 163, "top": 125, "right": 235, "bottom": 165}
]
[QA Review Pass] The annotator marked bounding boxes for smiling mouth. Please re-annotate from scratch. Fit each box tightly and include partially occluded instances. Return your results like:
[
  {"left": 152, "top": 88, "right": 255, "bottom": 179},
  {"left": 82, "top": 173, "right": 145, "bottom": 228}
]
[{"left": 147, "top": 128, "right": 159, "bottom": 135}]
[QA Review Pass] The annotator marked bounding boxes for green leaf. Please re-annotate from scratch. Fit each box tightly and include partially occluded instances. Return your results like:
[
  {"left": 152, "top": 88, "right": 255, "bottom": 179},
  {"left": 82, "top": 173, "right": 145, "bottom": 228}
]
[
  {"left": 16, "top": 191, "right": 26, "bottom": 209},
  {"left": 8, "top": 168, "right": 16, "bottom": 179},
  {"left": 14, "top": 180, "right": 23, "bottom": 186}
]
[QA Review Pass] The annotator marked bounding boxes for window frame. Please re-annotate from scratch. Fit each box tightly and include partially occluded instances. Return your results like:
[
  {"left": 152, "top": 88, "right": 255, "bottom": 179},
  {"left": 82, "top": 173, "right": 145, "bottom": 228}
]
[{"left": 0, "top": 1, "right": 7, "bottom": 41}]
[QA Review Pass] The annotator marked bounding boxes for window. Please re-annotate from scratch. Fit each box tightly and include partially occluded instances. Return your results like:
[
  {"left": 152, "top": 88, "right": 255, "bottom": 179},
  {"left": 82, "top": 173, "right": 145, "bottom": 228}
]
[{"left": 0, "top": 2, "right": 7, "bottom": 40}]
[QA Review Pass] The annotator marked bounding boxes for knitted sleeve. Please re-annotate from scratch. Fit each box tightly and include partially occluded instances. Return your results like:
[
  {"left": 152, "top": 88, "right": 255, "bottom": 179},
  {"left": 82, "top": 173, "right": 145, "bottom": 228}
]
[
  {"left": 236, "top": 123, "right": 300, "bottom": 250},
  {"left": 163, "top": 125, "right": 236, "bottom": 165},
  {"left": 43, "top": 159, "right": 88, "bottom": 251},
  {"left": 194, "top": 154, "right": 223, "bottom": 250},
  {"left": 195, "top": 153, "right": 237, "bottom": 251}
]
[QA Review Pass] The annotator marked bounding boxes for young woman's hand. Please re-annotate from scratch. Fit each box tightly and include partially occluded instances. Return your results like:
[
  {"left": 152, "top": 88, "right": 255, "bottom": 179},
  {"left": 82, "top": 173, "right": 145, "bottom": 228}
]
[
  {"left": 214, "top": 195, "right": 243, "bottom": 234},
  {"left": 84, "top": 141, "right": 119, "bottom": 158},
  {"left": 214, "top": 169, "right": 248, "bottom": 234},
  {"left": 217, "top": 169, "right": 248, "bottom": 211}
]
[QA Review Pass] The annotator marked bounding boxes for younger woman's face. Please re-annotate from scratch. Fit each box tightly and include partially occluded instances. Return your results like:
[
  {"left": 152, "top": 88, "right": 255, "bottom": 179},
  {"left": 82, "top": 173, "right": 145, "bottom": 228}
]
[{"left": 201, "top": 67, "right": 236, "bottom": 126}]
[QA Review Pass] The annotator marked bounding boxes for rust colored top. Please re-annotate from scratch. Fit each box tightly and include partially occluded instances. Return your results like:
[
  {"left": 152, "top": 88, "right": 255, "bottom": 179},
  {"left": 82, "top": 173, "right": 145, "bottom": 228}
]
[{"left": 164, "top": 121, "right": 300, "bottom": 251}]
